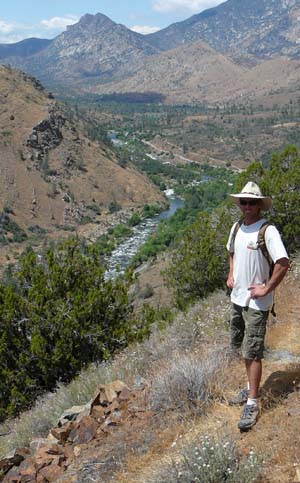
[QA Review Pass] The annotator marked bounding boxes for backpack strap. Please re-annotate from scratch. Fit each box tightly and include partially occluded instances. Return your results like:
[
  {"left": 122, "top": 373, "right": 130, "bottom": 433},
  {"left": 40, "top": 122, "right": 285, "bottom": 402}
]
[
  {"left": 257, "top": 221, "right": 274, "bottom": 274},
  {"left": 257, "top": 221, "right": 276, "bottom": 316},
  {"left": 229, "top": 219, "right": 243, "bottom": 253}
]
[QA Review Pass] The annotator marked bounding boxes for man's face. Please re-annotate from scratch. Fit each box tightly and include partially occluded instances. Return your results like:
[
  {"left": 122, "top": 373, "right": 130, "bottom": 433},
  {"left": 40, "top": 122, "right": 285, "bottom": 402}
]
[{"left": 239, "top": 198, "right": 262, "bottom": 219}]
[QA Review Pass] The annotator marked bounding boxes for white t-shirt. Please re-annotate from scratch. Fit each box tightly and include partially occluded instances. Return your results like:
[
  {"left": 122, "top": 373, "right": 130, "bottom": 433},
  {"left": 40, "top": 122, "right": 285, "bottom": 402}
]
[{"left": 226, "top": 219, "right": 289, "bottom": 310}]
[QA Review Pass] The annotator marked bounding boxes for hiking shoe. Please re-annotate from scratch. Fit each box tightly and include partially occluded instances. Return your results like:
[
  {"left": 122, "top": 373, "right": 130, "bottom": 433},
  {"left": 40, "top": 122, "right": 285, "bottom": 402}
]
[
  {"left": 238, "top": 404, "right": 259, "bottom": 430},
  {"left": 228, "top": 387, "right": 248, "bottom": 406}
]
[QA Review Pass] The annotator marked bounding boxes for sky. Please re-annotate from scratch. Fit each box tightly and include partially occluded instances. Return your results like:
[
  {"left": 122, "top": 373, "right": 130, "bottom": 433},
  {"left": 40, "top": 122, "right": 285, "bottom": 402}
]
[{"left": 0, "top": 0, "right": 224, "bottom": 44}]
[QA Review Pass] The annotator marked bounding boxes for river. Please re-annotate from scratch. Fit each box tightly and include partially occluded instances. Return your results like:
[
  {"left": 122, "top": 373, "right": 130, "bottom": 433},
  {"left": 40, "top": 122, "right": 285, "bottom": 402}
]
[{"left": 105, "top": 191, "right": 184, "bottom": 279}]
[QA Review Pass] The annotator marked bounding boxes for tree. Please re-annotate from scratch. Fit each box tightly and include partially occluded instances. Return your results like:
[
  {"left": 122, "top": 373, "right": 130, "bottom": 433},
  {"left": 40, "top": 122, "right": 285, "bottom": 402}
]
[
  {"left": 167, "top": 209, "right": 231, "bottom": 309},
  {"left": 0, "top": 239, "right": 135, "bottom": 420},
  {"left": 264, "top": 145, "right": 300, "bottom": 251}
]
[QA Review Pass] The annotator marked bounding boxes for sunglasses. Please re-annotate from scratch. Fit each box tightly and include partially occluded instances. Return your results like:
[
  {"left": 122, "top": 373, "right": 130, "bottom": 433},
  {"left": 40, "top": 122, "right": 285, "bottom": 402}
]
[{"left": 240, "top": 199, "right": 259, "bottom": 206}]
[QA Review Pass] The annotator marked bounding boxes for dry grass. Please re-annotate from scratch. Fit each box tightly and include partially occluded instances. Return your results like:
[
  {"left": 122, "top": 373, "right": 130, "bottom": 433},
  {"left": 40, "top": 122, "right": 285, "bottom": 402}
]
[{"left": 149, "top": 346, "right": 227, "bottom": 414}]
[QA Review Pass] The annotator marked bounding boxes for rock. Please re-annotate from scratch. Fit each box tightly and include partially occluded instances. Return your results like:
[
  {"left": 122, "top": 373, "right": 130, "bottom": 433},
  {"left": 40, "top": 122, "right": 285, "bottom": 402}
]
[
  {"left": 73, "top": 446, "right": 81, "bottom": 458},
  {"left": 46, "top": 434, "right": 59, "bottom": 444},
  {"left": 91, "top": 381, "right": 130, "bottom": 407},
  {"left": 103, "top": 400, "right": 119, "bottom": 415},
  {"left": 18, "top": 458, "right": 36, "bottom": 480},
  {"left": 37, "top": 464, "right": 64, "bottom": 482},
  {"left": 34, "top": 445, "right": 64, "bottom": 472},
  {"left": 63, "top": 445, "right": 74, "bottom": 461},
  {"left": 0, "top": 448, "right": 31, "bottom": 475},
  {"left": 67, "top": 416, "right": 98, "bottom": 445},
  {"left": 286, "top": 392, "right": 300, "bottom": 416},
  {"left": 29, "top": 439, "right": 51, "bottom": 453},
  {"left": 50, "top": 422, "right": 75, "bottom": 444},
  {"left": 58, "top": 404, "right": 91, "bottom": 427},
  {"left": 119, "top": 387, "right": 132, "bottom": 401},
  {"left": 90, "top": 405, "right": 106, "bottom": 422},
  {"left": 2, "top": 467, "right": 22, "bottom": 483}
]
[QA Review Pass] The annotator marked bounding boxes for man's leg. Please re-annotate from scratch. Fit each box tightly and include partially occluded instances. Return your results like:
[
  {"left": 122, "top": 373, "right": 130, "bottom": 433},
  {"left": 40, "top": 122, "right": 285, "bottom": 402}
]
[
  {"left": 238, "top": 308, "right": 268, "bottom": 430},
  {"left": 245, "top": 358, "right": 262, "bottom": 399},
  {"left": 230, "top": 304, "right": 245, "bottom": 352}
]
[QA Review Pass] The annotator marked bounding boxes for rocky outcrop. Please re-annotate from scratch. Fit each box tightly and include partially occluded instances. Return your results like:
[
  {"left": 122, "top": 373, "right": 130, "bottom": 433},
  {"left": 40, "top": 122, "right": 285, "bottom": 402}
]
[
  {"left": 0, "top": 380, "right": 150, "bottom": 483},
  {"left": 25, "top": 105, "right": 65, "bottom": 164}
]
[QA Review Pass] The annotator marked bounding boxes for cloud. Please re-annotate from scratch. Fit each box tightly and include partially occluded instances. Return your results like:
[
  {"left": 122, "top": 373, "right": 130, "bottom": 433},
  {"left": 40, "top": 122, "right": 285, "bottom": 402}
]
[
  {"left": 152, "top": 0, "right": 221, "bottom": 13},
  {"left": 0, "top": 19, "right": 16, "bottom": 34},
  {"left": 0, "top": 15, "right": 79, "bottom": 44},
  {"left": 130, "top": 25, "right": 161, "bottom": 34},
  {"left": 40, "top": 15, "right": 79, "bottom": 31}
]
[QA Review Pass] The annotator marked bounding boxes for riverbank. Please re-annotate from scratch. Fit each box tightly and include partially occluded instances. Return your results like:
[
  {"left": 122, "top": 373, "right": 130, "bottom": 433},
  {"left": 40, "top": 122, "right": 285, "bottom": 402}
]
[{"left": 105, "top": 193, "right": 184, "bottom": 279}]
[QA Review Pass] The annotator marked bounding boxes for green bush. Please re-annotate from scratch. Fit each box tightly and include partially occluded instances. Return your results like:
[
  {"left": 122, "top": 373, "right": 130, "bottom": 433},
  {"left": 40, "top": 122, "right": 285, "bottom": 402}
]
[
  {"left": 108, "top": 201, "right": 121, "bottom": 213},
  {"left": 0, "top": 239, "right": 135, "bottom": 420},
  {"left": 128, "top": 212, "right": 141, "bottom": 226},
  {"left": 0, "top": 208, "right": 27, "bottom": 244},
  {"left": 167, "top": 209, "right": 231, "bottom": 309}
]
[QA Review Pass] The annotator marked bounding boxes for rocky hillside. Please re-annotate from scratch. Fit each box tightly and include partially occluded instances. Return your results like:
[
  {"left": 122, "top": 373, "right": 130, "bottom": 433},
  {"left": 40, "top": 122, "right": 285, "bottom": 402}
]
[
  {"left": 0, "top": 65, "right": 163, "bottom": 239},
  {"left": 93, "top": 47, "right": 300, "bottom": 105},
  {"left": 0, "top": 14, "right": 160, "bottom": 92},
  {"left": 147, "top": 0, "right": 300, "bottom": 60},
  {"left": 2, "top": 1, "right": 300, "bottom": 104}
]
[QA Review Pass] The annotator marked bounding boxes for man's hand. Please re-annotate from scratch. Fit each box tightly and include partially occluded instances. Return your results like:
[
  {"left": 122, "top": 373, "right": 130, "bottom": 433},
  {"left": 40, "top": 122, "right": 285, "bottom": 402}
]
[
  {"left": 248, "top": 283, "right": 267, "bottom": 299},
  {"left": 249, "top": 258, "right": 289, "bottom": 299},
  {"left": 227, "top": 275, "right": 234, "bottom": 289}
]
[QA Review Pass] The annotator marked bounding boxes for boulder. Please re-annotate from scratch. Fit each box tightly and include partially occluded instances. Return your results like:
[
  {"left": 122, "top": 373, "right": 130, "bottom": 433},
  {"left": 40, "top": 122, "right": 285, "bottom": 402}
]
[
  {"left": 57, "top": 404, "right": 91, "bottom": 427},
  {"left": 0, "top": 448, "right": 30, "bottom": 475},
  {"left": 67, "top": 416, "right": 98, "bottom": 445},
  {"left": 50, "top": 422, "right": 75, "bottom": 444},
  {"left": 91, "top": 381, "right": 131, "bottom": 407},
  {"left": 37, "top": 464, "right": 64, "bottom": 483}
]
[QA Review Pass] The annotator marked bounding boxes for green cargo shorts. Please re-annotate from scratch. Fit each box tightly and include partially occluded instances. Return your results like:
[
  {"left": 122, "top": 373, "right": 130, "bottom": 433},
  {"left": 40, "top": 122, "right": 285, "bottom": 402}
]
[{"left": 230, "top": 304, "right": 269, "bottom": 360}]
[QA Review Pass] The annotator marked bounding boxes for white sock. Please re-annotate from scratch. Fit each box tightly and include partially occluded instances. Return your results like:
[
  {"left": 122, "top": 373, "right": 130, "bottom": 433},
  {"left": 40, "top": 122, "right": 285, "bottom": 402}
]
[
  {"left": 247, "top": 397, "right": 258, "bottom": 406},
  {"left": 247, "top": 382, "right": 250, "bottom": 390}
]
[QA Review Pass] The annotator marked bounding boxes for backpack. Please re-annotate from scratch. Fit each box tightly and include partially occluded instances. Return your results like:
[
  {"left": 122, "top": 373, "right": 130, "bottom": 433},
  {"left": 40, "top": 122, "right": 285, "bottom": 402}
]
[{"left": 229, "top": 219, "right": 276, "bottom": 315}]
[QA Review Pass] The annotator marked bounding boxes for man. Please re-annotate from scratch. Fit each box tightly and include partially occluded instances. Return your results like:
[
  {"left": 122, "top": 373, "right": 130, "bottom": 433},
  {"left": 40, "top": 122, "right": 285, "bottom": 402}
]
[{"left": 226, "top": 181, "right": 289, "bottom": 430}]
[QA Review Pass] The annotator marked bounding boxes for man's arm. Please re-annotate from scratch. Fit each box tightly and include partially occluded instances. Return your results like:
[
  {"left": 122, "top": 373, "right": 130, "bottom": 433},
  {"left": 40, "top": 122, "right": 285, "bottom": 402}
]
[
  {"left": 249, "top": 257, "right": 290, "bottom": 299},
  {"left": 226, "top": 253, "right": 234, "bottom": 289}
]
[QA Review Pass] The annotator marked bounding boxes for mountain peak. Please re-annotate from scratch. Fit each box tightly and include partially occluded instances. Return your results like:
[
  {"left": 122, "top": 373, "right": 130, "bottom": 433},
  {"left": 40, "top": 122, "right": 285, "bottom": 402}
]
[{"left": 146, "top": 0, "right": 300, "bottom": 58}]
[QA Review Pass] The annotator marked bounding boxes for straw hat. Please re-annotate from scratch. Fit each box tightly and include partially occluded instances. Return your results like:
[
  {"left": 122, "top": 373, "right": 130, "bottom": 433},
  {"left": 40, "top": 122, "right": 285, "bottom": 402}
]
[{"left": 230, "top": 181, "right": 272, "bottom": 211}]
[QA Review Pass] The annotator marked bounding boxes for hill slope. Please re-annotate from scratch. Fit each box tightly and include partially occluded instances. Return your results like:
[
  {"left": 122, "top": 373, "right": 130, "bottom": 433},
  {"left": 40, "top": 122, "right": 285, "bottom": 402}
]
[
  {"left": 147, "top": 0, "right": 300, "bottom": 60},
  {"left": 0, "top": 65, "right": 163, "bottom": 238},
  {"left": 1, "top": 255, "right": 299, "bottom": 482}
]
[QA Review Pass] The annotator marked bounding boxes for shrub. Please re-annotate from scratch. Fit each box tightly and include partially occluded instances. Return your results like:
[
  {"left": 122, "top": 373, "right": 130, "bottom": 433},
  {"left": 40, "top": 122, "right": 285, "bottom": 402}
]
[
  {"left": 148, "top": 435, "right": 262, "bottom": 483},
  {"left": 149, "top": 348, "right": 226, "bottom": 414},
  {"left": 138, "top": 283, "right": 154, "bottom": 299},
  {"left": 128, "top": 212, "right": 141, "bottom": 226},
  {"left": 0, "top": 239, "right": 135, "bottom": 420},
  {"left": 166, "top": 209, "right": 231, "bottom": 309},
  {"left": 109, "top": 200, "right": 121, "bottom": 213},
  {"left": 28, "top": 225, "right": 47, "bottom": 235}
]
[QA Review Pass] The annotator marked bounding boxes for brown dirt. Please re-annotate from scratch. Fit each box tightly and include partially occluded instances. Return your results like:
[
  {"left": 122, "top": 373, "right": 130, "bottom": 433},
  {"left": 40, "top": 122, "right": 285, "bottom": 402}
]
[{"left": 0, "top": 65, "right": 164, "bottom": 239}]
